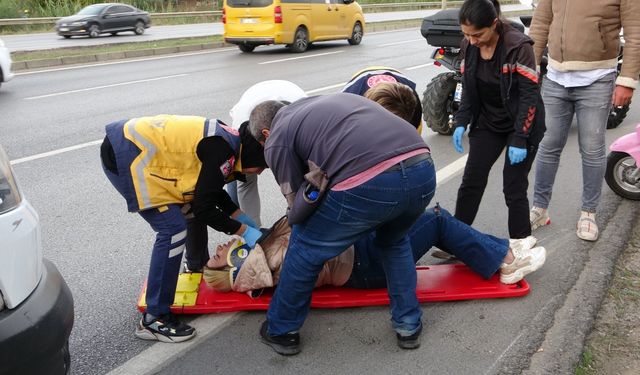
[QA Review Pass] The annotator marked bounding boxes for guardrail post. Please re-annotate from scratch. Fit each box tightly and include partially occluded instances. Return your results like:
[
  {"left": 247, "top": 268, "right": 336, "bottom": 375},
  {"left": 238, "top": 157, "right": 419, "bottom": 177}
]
[{"left": 442, "top": 0, "right": 447, "bottom": 9}]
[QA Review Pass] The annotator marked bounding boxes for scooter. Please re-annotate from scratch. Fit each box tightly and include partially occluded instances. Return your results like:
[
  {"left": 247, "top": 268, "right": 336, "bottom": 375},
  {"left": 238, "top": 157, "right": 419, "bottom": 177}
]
[{"left": 605, "top": 123, "right": 640, "bottom": 200}]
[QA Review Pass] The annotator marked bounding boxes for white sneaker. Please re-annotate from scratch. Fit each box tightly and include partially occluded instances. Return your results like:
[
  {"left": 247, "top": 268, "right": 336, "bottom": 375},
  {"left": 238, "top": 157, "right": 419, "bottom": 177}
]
[
  {"left": 500, "top": 246, "right": 546, "bottom": 284},
  {"left": 530, "top": 207, "right": 550, "bottom": 231},
  {"left": 509, "top": 236, "right": 538, "bottom": 253},
  {"left": 577, "top": 211, "right": 598, "bottom": 241}
]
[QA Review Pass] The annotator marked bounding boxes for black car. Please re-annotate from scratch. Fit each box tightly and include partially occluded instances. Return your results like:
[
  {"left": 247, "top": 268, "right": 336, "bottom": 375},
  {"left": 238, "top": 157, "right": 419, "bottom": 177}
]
[{"left": 56, "top": 3, "right": 151, "bottom": 38}]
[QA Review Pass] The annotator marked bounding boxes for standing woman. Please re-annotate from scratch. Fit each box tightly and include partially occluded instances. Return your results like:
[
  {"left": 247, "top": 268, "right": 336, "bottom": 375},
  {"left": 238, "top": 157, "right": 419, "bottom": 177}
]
[{"left": 452, "top": 0, "right": 545, "bottom": 239}]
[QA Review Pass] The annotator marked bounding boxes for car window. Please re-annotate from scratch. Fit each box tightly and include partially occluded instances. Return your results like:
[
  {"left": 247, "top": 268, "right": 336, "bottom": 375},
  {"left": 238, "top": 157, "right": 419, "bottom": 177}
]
[
  {"left": 103, "top": 6, "right": 117, "bottom": 15},
  {"left": 112, "top": 5, "right": 134, "bottom": 14},
  {"left": 77, "top": 4, "right": 108, "bottom": 16},
  {"left": 227, "top": 0, "right": 273, "bottom": 8}
]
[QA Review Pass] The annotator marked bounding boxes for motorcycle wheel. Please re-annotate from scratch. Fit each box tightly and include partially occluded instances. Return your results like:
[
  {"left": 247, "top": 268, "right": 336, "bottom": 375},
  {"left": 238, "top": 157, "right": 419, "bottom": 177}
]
[
  {"left": 607, "top": 104, "right": 630, "bottom": 129},
  {"left": 423, "top": 72, "right": 457, "bottom": 135},
  {"left": 605, "top": 151, "right": 640, "bottom": 200}
]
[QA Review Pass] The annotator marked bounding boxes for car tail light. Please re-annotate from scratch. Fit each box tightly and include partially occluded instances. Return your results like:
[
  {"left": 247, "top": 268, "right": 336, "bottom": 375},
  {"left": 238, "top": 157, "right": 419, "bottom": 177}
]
[
  {"left": 434, "top": 60, "right": 442, "bottom": 67},
  {"left": 438, "top": 48, "right": 445, "bottom": 55},
  {"left": 0, "top": 145, "right": 22, "bottom": 214},
  {"left": 274, "top": 6, "right": 282, "bottom": 23},
  {"left": 222, "top": 7, "right": 226, "bottom": 24}
]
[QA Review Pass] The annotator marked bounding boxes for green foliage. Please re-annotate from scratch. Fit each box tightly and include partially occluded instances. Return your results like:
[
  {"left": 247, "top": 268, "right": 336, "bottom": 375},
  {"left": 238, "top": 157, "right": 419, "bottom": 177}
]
[{"left": 574, "top": 346, "right": 596, "bottom": 375}]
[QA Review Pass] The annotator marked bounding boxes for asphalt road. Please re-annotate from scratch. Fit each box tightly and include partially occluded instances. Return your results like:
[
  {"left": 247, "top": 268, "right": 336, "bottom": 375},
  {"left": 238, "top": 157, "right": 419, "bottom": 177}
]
[
  {"left": 1, "top": 26, "right": 638, "bottom": 375},
  {"left": 1, "top": 4, "right": 531, "bottom": 52}
]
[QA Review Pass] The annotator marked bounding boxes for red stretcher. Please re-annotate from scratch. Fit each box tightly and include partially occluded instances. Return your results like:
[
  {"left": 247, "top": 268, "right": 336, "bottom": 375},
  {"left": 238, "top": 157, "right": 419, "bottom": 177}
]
[{"left": 137, "top": 264, "right": 530, "bottom": 314}]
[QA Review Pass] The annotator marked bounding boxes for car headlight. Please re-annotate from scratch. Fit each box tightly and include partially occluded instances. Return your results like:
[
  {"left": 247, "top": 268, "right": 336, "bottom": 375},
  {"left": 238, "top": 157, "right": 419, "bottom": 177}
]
[
  {"left": 70, "top": 21, "right": 88, "bottom": 26},
  {"left": 0, "top": 145, "right": 22, "bottom": 214}
]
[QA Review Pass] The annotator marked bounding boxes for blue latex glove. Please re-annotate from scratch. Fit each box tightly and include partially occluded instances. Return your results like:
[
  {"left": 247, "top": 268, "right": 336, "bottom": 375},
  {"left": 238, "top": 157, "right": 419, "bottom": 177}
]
[
  {"left": 236, "top": 212, "right": 258, "bottom": 229},
  {"left": 452, "top": 126, "right": 466, "bottom": 153},
  {"left": 508, "top": 146, "right": 527, "bottom": 165},
  {"left": 242, "top": 226, "right": 262, "bottom": 248}
]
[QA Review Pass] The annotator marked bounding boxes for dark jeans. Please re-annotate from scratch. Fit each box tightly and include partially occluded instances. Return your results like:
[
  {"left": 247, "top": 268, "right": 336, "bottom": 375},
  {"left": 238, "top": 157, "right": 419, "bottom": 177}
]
[
  {"left": 455, "top": 128, "right": 537, "bottom": 238},
  {"left": 266, "top": 156, "right": 436, "bottom": 337},
  {"left": 345, "top": 206, "right": 509, "bottom": 289}
]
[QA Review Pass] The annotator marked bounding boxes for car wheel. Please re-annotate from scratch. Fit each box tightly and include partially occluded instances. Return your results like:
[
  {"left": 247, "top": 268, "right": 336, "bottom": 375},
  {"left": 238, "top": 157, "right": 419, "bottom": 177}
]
[
  {"left": 238, "top": 44, "right": 256, "bottom": 53},
  {"left": 110, "top": 32, "right": 118, "bottom": 36},
  {"left": 289, "top": 27, "right": 309, "bottom": 53},
  {"left": 348, "top": 22, "right": 363, "bottom": 45},
  {"left": 63, "top": 35, "right": 71, "bottom": 39},
  {"left": 88, "top": 24, "right": 100, "bottom": 38},
  {"left": 134, "top": 21, "right": 145, "bottom": 35}
]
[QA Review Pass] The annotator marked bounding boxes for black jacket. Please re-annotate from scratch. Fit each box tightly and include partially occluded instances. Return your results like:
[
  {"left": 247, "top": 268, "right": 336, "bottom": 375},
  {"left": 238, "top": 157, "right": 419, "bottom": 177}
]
[{"left": 454, "top": 22, "right": 546, "bottom": 148}]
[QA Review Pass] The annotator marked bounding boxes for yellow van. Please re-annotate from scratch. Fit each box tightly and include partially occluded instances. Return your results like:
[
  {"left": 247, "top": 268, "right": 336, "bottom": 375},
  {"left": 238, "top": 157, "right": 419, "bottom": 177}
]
[{"left": 222, "top": 0, "right": 365, "bottom": 53}]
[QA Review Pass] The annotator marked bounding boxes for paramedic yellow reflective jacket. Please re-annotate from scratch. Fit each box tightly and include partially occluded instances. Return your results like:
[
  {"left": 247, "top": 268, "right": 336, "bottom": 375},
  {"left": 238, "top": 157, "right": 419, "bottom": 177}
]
[{"left": 105, "top": 115, "right": 241, "bottom": 212}]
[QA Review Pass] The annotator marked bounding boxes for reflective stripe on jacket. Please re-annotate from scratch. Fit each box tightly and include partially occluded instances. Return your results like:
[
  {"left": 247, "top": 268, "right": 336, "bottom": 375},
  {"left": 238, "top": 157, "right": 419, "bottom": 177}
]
[{"left": 106, "top": 115, "right": 240, "bottom": 212}]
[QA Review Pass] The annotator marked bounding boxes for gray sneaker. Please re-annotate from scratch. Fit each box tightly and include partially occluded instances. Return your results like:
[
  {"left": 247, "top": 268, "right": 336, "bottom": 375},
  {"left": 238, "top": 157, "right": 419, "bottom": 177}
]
[
  {"left": 530, "top": 207, "right": 550, "bottom": 231},
  {"left": 500, "top": 246, "right": 546, "bottom": 284}
]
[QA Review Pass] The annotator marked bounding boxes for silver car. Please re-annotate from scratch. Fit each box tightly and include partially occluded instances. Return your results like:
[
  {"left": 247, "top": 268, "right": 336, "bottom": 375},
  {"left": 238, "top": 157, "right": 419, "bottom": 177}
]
[{"left": 0, "top": 38, "right": 14, "bottom": 90}]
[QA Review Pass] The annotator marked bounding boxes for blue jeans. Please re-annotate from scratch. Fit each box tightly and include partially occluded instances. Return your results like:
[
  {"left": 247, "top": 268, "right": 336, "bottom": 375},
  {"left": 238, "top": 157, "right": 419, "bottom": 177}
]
[
  {"left": 266, "top": 157, "right": 436, "bottom": 337},
  {"left": 533, "top": 73, "right": 615, "bottom": 212},
  {"left": 345, "top": 206, "right": 508, "bottom": 289}
]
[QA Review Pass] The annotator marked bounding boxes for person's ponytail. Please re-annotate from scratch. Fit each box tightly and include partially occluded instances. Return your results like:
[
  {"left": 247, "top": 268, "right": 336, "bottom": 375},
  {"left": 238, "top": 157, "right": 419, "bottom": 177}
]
[{"left": 459, "top": 0, "right": 502, "bottom": 28}]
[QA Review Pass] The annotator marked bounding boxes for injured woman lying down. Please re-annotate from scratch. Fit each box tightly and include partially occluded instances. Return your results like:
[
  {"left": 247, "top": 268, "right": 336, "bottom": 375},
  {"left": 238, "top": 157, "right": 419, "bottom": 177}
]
[{"left": 203, "top": 206, "right": 546, "bottom": 293}]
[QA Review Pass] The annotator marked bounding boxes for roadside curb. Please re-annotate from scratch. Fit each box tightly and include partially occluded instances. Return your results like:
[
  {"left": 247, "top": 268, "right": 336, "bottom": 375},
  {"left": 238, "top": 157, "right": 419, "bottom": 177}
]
[
  {"left": 520, "top": 200, "right": 640, "bottom": 374},
  {"left": 12, "top": 9, "right": 530, "bottom": 72},
  {"left": 484, "top": 195, "right": 640, "bottom": 374}
]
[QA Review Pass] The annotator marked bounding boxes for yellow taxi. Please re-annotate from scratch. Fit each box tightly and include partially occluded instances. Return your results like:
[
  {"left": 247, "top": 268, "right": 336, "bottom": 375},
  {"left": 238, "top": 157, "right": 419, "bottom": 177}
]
[{"left": 222, "top": 0, "right": 365, "bottom": 53}]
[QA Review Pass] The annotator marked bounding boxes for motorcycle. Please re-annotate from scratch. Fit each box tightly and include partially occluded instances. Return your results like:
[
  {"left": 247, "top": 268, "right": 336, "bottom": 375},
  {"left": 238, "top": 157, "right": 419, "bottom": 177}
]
[
  {"left": 605, "top": 123, "right": 640, "bottom": 200},
  {"left": 420, "top": 8, "right": 628, "bottom": 136}
]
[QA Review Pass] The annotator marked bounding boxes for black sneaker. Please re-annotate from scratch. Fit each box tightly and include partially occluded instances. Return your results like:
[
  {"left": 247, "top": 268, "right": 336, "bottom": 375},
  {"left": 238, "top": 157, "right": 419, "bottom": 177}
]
[
  {"left": 135, "top": 313, "right": 196, "bottom": 343},
  {"left": 259, "top": 321, "right": 301, "bottom": 355},
  {"left": 397, "top": 325, "right": 422, "bottom": 349}
]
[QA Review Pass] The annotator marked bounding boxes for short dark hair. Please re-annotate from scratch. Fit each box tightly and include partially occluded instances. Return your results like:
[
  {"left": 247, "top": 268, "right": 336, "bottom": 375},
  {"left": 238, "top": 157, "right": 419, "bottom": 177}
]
[
  {"left": 248, "top": 100, "right": 287, "bottom": 143},
  {"left": 459, "top": 0, "right": 501, "bottom": 28}
]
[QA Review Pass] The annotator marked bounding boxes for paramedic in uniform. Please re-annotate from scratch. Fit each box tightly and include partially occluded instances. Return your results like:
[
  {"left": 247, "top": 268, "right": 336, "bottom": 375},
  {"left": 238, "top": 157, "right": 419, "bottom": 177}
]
[{"left": 100, "top": 114, "right": 266, "bottom": 343}]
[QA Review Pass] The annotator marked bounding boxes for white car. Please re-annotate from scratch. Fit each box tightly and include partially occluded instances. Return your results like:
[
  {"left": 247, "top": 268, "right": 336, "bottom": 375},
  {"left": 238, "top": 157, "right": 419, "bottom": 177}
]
[
  {"left": 0, "top": 38, "right": 14, "bottom": 89},
  {"left": 0, "top": 143, "right": 74, "bottom": 373}
]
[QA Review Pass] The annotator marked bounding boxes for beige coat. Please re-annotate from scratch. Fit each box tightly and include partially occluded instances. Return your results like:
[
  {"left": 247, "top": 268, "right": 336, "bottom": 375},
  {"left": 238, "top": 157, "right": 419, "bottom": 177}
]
[
  {"left": 232, "top": 217, "right": 355, "bottom": 293},
  {"left": 529, "top": 0, "right": 639, "bottom": 89}
]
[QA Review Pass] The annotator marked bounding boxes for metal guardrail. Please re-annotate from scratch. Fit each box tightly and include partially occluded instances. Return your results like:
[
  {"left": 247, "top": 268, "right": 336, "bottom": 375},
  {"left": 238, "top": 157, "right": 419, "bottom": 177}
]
[
  {"left": 0, "top": 0, "right": 522, "bottom": 27},
  {"left": 0, "top": 1, "right": 466, "bottom": 26}
]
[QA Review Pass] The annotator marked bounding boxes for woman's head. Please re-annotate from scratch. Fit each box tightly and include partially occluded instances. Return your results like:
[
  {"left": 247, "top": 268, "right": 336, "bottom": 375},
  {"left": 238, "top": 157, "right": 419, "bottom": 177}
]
[
  {"left": 459, "top": 0, "right": 501, "bottom": 47},
  {"left": 364, "top": 82, "right": 418, "bottom": 125},
  {"left": 202, "top": 237, "right": 244, "bottom": 292}
]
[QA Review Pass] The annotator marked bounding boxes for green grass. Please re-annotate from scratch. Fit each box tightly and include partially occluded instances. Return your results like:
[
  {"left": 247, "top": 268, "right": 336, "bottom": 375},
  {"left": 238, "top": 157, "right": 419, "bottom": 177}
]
[
  {"left": 575, "top": 347, "right": 596, "bottom": 375},
  {"left": 11, "top": 35, "right": 223, "bottom": 62}
]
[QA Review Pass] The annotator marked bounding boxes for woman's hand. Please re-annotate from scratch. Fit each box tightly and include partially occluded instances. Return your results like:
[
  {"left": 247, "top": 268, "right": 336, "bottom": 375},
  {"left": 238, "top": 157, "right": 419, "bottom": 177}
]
[
  {"left": 453, "top": 127, "right": 466, "bottom": 153},
  {"left": 508, "top": 146, "right": 527, "bottom": 165},
  {"left": 612, "top": 85, "right": 634, "bottom": 107}
]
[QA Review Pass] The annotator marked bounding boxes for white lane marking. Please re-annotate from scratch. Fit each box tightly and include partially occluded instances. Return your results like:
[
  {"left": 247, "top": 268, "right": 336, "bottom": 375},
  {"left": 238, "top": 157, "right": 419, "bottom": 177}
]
[
  {"left": 435, "top": 154, "right": 468, "bottom": 184},
  {"left": 405, "top": 63, "right": 435, "bottom": 71},
  {"left": 10, "top": 139, "right": 103, "bottom": 166},
  {"left": 305, "top": 82, "right": 346, "bottom": 94},
  {"left": 15, "top": 48, "right": 238, "bottom": 76},
  {"left": 24, "top": 74, "right": 188, "bottom": 100},
  {"left": 259, "top": 50, "right": 343, "bottom": 65},
  {"left": 106, "top": 313, "right": 242, "bottom": 375},
  {"left": 377, "top": 38, "right": 423, "bottom": 47}
]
